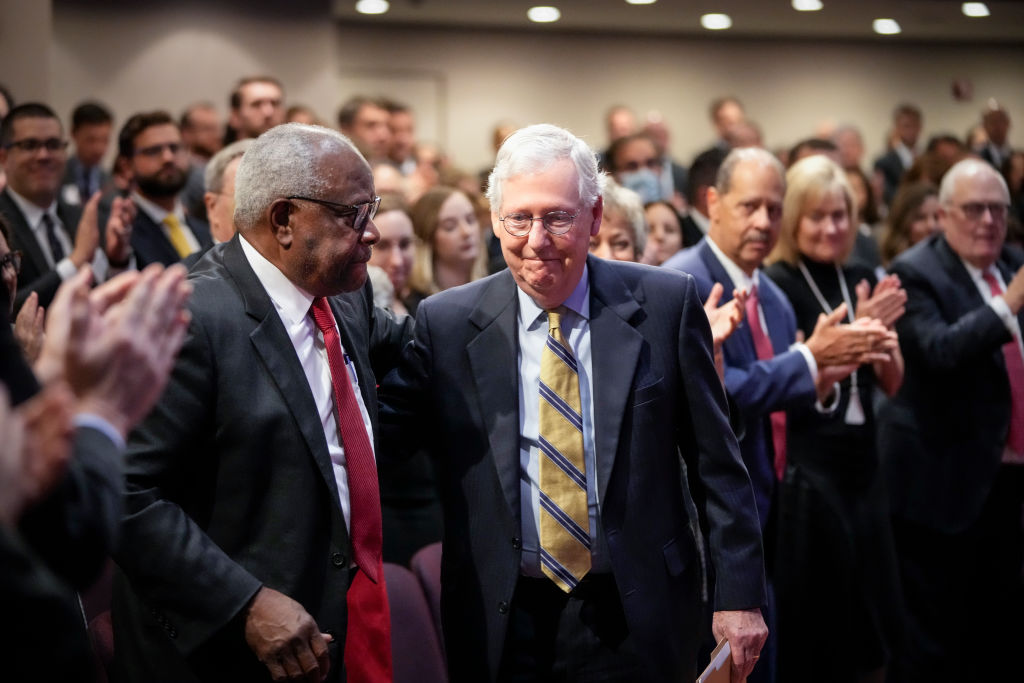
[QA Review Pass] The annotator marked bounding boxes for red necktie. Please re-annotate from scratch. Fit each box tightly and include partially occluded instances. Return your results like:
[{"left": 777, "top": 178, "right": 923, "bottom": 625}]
[
  {"left": 310, "top": 297, "right": 392, "bottom": 682},
  {"left": 981, "top": 272, "right": 1024, "bottom": 456},
  {"left": 746, "top": 285, "right": 788, "bottom": 480}
]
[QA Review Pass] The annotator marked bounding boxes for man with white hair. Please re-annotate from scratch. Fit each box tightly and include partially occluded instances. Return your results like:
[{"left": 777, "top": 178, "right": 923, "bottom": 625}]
[
  {"left": 202, "top": 138, "right": 252, "bottom": 245},
  {"left": 113, "top": 123, "right": 412, "bottom": 682},
  {"left": 881, "top": 158, "right": 1024, "bottom": 681},
  {"left": 381, "top": 123, "right": 768, "bottom": 681}
]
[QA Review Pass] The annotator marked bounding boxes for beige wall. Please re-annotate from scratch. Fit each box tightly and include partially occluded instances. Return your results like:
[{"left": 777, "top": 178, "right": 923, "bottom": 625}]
[{"left": 45, "top": 2, "right": 1024, "bottom": 172}]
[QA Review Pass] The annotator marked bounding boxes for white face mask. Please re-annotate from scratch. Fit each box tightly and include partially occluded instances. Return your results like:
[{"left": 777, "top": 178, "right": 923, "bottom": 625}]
[{"left": 619, "top": 168, "right": 663, "bottom": 204}]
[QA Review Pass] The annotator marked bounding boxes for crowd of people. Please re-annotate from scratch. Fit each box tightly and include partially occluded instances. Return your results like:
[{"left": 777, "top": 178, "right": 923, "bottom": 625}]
[{"left": 0, "top": 73, "right": 1021, "bottom": 683}]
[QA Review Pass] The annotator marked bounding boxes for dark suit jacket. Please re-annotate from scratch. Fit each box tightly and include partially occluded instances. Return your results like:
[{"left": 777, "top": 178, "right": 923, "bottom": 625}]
[
  {"left": 680, "top": 213, "right": 705, "bottom": 249},
  {"left": 0, "top": 188, "right": 83, "bottom": 310},
  {"left": 61, "top": 156, "right": 112, "bottom": 204},
  {"left": 131, "top": 206, "right": 213, "bottom": 268},
  {"left": 879, "top": 233, "right": 1024, "bottom": 533},
  {"left": 873, "top": 149, "right": 908, "bottom": 206},
  {"left": 380, "top": 255, "right": 765, "bottom": 682},
  {"left": 664, "top": 240, "right": 817, "bottom": 531},
  {"left": 112, "top": 235, "right": 412, "bottom": 682}
]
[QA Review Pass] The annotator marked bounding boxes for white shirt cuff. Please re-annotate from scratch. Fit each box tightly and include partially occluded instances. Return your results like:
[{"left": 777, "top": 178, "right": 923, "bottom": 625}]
[
  {"left": 55, "top": 257, "right": 77, "bottom": 281},
  {"left": 793, "top": 342, "right": 819, "bottom": 383},
  {"left": 815, "top": 383, "right": 842, "bottom": 415},
  {"left": 73, "top": 413, "right": 126, "bottom": 451},
  {"left": 988, "top": 296, "right": 1019, "bottom": 335}
]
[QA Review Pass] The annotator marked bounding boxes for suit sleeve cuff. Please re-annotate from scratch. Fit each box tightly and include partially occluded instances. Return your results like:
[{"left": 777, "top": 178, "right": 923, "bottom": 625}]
[
  {"left": 792, "top": 342, "right": 819, "bottom": 383},
  {"left": 73, "top": 413, "right": 125, "bottom": 451}
]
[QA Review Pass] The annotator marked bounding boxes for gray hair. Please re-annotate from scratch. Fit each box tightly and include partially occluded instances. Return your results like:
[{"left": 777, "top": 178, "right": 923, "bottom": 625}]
[
  {"left": 938, "top": 157, "right": 1009, "bottom": 205},
  {"left": 602, "top": 178, "right": 647, "bottom": 257},
  {"left": 486, "top": 123, "right": 605, "bottom": 213},
  {"left": 716, "top": 146, "right": 785, "bottom": 195},
  {"left": 204, "top": 139, "right": 253, "bottom": 194},
  {"left": 234, "top": 123, "right": 365, "bottom": 231}
]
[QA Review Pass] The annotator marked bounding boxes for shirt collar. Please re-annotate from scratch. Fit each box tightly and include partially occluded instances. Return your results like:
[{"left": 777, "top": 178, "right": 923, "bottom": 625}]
[
  {"left": 239, "top": 234, "right": 315, "bottom": 329},
  {"left": 517, "top": 263, "right": 591, "bottom": 329},
  {"left": 132, "top": 191, "right": 185, "bottom": 226},
  {"left": 6, "top": 187, "right": 57, "bottom": 228},
  {"left": 958, "top": 254, "right": 1000, "bottom": 288},
  {"left": 705, "top": 234, "right": 759, "bottom": 293},
  {"left": 689, "top": 209, "right": 710, "bottom": 235}
]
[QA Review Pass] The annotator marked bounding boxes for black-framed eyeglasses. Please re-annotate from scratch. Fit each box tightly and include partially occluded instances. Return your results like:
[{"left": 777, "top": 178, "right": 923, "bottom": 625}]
[
  {"left": 955, "top": 202, "right": 1009, "bottom": 221},
  {"left": 499, "top": 208, "right": 582, "bottom": 237},
  {"left": 3, "top": 138, "right": 68, "bottom": 154},
  {"left": 287, "top": 195, "right": 381, "bottom": 233},
  {"left": 0, "top": 250, "right": 22, "bottom": 275},
  {"left": 135, "top": 142, "right": 184, "bottom": 158}
]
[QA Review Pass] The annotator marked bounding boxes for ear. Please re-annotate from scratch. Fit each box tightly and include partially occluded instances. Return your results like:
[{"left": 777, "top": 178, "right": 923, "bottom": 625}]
[
  {"left": 269, "top": 199, "right": 294, "bottom": 248},
  {"left": 589, "top": 195, "right": 604, "bottom": 237},
  {"left": 706, "top": 186, "right": 721, "bottom": 223},
  {"left": 491, "top": 210, "right": 502, "bottom": 240}
]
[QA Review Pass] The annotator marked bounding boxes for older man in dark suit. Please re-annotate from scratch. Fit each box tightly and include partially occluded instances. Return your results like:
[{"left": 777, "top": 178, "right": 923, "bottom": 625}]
[
  {"left": 112, "top": 123, "right": 411, "bottom": 682},
  {"left": 881, "top": 158, "right": 1024, "bottom": 682},
  {"left": 382, "top": 124, "right": 768, "bottom": 682}
]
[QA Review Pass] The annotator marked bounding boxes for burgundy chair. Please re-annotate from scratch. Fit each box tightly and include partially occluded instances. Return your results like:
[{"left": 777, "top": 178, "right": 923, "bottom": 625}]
[
  {"left": 409, "top": 542, "right": 444, "bottom": 656},
  {"left": 385, "top": 561, "right": 447, "bottom": 683}
]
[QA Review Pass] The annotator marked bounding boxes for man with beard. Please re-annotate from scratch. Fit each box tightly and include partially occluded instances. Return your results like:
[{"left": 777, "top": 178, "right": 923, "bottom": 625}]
[
  {"left": 0, "top": 103, "right": 134, "bottom": 310},
  {"left": 119, "top": 111, "right": 212, "bottom": 267}
]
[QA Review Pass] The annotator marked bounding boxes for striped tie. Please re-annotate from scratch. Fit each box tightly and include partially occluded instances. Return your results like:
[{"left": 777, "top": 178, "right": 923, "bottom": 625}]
[
  {"left": 538, "top": 308, "right": 590, "bottom": 592},
  {"left": 162, "top": 214, "right": 193, "bottom": 259}
]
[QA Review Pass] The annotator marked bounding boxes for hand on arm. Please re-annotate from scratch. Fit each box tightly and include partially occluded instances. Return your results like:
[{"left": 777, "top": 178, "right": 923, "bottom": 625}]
[
  {"left": 69, "top": 193, "right": 102, "bottom": 268},
  {"left": 103, "top": 196, "right": 136, "bottom": 266},
  {"left": 244, "top": 587, "right": 334, "bottom": 682},
  {"left": 712, "top": 608, "right": 768, "bottom": 683}
]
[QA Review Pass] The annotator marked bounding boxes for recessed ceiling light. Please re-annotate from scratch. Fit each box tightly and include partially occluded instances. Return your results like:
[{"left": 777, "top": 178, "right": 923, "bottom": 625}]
[
  {"left": 701, "top": 13, "right": 732, "bottom": 30},
  {"left": 527, "top": 6, "right": 561, "bottom": 23},
  {"left": 625, "top": 0, "right": 658, "bottom": 5},
  {"left": 792, "top": 0, "right": 823, "bottom": 11},
  {"left": 355, "top": 0, "right": 389, "bottom": 15},
  {"left": 962, "top": 2, "right": 990, "bottom": 17},
  {"left": 872, "top": 18, "right": 901, "bottom": 35}
]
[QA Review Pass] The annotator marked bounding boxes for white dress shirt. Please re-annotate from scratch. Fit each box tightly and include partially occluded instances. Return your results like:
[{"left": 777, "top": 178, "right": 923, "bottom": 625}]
[
  {"left": 239, "top": 235, "right": 374, "bottom": 533},
  {"left": 516, "top": 266, "right": 609, "bottom": 577}
]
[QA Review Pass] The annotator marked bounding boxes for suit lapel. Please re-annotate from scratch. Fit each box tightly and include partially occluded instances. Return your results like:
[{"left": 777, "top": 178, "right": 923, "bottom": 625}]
[
  {"left": 222, "top": 237, "right": 345, "bottom": 509},
  {"left": 757, "top": 277, "right": 795, "bottom": 353},
  {"left": 1, "top": 190, "right": 49, "bottom": 279},
  {"left": 699, "top": 241, "right": 760, "bottom": 362},
  {"left": 133, "top": 211, "right": 180, "bottom": 267},
  {"left": 587, "top": 257, "right": 643, "bottom": 503},
  {"left": 466, "top": 272, "right": 522, "bottom": 520}
]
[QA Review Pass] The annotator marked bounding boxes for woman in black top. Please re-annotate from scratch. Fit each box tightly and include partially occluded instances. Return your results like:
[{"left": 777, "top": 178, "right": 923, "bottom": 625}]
[{"left": 764, "top": 155, "right": 906, "bottom": 683}]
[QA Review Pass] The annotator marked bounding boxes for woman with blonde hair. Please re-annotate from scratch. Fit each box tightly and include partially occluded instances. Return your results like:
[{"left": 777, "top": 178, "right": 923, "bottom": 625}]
[
  {"left": 764, "top": 155, "right": 906, "bottom": 683},
  {"left": 406, "top": 186, "right": 489, "bottom": 314}
]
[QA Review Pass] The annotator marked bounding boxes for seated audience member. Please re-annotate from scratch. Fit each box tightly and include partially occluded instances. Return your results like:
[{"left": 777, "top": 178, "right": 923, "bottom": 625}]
[
  {"left": 201, "top": 138, "right": 252, "bottom": 250},
  {"left": 285, "top": 104, "right": 321, "bottom": 126},
  {"left": 386, "top": 100, "right": 417, "bottom": 176},
  {"left": 879, "top": 158, "right": 1024, "bottom": 682},
  {"left": 844, "top": 165, "right": 883, "bottom": 274},
  {"left": 643, "top": 111, "right": 688, "bottom": 210},
  {"left": 406, "top": 185, "right": 487, "bottom": 314},
  {"left": 1, "top": 215, "right": 44, "bottom": 362},
  {"left": 226, "top": 75, "right": 285, "bottom": 144},
  {"left": 874, "top": 103, "right": 923, "bottom": 206},
  {"left": 764, "top": 154, "right": 905, "bottom": 683},
  {"left": 338, "top": 95, "right": 391, "bottom": 164},
  {"left": 707, "top": 95, "right": 747, "bottom": 152},
  {"left": 597, "top": 103, "right": 637, "bottom": 169},
  {"left": 0, "top": 103, "right": 134, "bottom": 310},
  {"left": 680, "top": 147, "right": 728, "bottom": 246},
  {"left": 901, "top": 144, "right": 968, "bottom": 190},
  {"left": 879, "top": 182, "right": 940, "bottom": 267},
  {"left": 62, "top": 101, "right": 113, "bottom": 206},
  {"left": 1, "top": 262, "right": 191, "bottom": 683},
  {"left": 723, "top": 119, "right": 764, "bottom": 150},
  {"left": 643, "top": 200, "right": 686, "bottom": 265},
  {"left": 180, "top": 102, "right": 223, "bottom": 164},
  {"left": 978, "top": 100, "right": 1012, "bottom": 170},
  {"left": 788, "top": 137, "right": 839, "bottom": 166},
  {"left": 832, "top": 124, "right": 866, "bottom": 172},
  {"left": 604, "top": 132, "right": 665, "bottom": 205},
  {"left": 588, "top": 179, "right": 645, "bottom": 262},
  {"left": 925, "top": 133, "right": 967, "bottom": 169},
  {"left": 118, "top": 111, "right": 213, "bottom": 267},
  {"left": 369, "top": 192, "right": 416, "bottom": 318}
]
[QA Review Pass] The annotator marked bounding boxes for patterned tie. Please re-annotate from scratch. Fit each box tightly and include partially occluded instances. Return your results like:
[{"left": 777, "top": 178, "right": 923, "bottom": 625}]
[
  {"left": 310, "top": 297, "right": 392, "bottom": 682},
  {"left": 746, "top": 285, "right": 788, "bottom": 480},
  {"left": 162, "top": 214, "right": 194, "bottom": 259},
  {"left": 41, "top": 213, "right": 66, "bottom": 263},
  {"left": 538, "top": 308, "right": 591, "bottom": 592},
  {"left": 981, "top": 271, "right": 1024, "bottom": 458}
]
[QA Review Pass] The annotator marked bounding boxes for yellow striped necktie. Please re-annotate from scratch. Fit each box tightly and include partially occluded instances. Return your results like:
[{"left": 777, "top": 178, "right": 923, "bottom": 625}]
[
  {"left": 538, "top": 308, "right": 590, "bottom": 592},
  {"left": 162, "top": 214, "right": 193, "bottom": 258}
]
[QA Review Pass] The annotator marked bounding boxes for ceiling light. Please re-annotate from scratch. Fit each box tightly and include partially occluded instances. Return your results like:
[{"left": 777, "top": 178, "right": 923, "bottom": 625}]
[
  {"left": 872, "top": 18, "right": 901, "bottom": 35},
  {"left": 355, "top": 0, "right": 389, "bottom": 15},
  {"left": 625, "top": 0, "right": 658, "bottom": 5},
  {"left": 527, "top": 6, "right": 561, "bottom": 23},
  {"left": 962, "top": 2, "right": 990, "bottom": 17},
  {"left": 792, "top": 0, "right": 823, "bottom": 11},
  {"left": 701, "top": 13, "right": 732, "bottom": 30}
]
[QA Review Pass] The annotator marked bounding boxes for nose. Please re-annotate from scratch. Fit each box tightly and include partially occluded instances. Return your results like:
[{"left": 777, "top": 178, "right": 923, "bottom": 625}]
[
  {"left": 525, "top": 218, "right": 552, "bottom": 250},
  {"left": 362, "top": 218, "right": 381, "bottom": 245}
]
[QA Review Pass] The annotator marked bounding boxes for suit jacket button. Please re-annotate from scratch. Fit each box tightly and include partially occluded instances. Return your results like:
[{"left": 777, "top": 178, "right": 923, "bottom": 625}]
[
  {"left": 168, "top": 628, "right": 177, "bottom": 638},
  {"left": 331, "top": 552, "right": 346, "bottom": 567},
  {"left": 498, "top": 600, "right": 509, "bottom": 614},
  {"left": 511, "top": 536, "right": 522, "bottom": 550}
]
